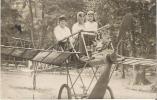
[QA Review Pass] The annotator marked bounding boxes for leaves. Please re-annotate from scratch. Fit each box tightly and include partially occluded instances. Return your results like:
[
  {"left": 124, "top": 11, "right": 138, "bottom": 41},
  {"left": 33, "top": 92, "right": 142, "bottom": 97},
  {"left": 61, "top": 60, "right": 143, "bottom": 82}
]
[
  {"left": 97, "top": 0, "right": 156, "bottom": 58},
  {"left": 2, "top": 0, "right": 156, "bottom": 58}
]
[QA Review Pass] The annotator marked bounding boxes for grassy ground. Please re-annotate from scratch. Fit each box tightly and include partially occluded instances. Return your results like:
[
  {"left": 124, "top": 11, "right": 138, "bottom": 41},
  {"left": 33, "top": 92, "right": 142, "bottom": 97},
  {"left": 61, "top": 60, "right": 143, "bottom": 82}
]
[{"left": 0, "top": 67, "right": 157, "bottom": 100}]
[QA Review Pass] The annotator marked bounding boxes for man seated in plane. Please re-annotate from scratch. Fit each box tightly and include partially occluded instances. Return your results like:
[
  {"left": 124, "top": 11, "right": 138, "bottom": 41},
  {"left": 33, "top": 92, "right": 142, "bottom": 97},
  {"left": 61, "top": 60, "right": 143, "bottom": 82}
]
[{"left": 54, "top": 15, "right": 73, "bottom": 51}]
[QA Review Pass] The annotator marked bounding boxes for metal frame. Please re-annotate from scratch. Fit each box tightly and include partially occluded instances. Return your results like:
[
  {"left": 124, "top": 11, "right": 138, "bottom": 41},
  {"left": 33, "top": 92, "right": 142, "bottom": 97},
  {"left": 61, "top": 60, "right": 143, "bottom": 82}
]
[
  {"left": 0, "top": 30, "right": 116, "bottom": 98},
  {"left": 56, "top": 31, "right": 111, "bottom": 98},
  {"left": 1, "top": 29, "right": 156, "bottom": 99}
]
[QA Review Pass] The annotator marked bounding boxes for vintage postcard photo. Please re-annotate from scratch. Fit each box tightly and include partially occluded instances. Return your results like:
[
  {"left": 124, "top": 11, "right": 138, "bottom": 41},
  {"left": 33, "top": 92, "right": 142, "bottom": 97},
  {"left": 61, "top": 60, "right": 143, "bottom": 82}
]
[{"left": 1, "top": 0, "right": 157, "bottom": 99}]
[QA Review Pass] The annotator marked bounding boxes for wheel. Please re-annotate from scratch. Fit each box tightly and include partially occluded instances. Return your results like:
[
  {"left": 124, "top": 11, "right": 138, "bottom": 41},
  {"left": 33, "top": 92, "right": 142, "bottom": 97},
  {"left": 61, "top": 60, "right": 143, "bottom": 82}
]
[
  {"left": 103, "top": 86, "right": 114, "bottom": 99},
  {"left": 58, "top": 84, "right": 72, "bottom": 99}
]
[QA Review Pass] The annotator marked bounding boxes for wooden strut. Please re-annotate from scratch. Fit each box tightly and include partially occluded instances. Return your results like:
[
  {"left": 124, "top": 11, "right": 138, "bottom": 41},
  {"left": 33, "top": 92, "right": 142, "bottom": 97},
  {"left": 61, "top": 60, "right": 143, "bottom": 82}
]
[
  {"left": 88, "top": 54, "right": 115, "bottom": 99},
  {"left": 33, "top": 61, "right": 37, "bottom": 90},
  {"left": 81, "top": 33, "right": 90, "bottom": 58},
  {"left": 0, "top": 45, "right": 80, "bottom": 54}
]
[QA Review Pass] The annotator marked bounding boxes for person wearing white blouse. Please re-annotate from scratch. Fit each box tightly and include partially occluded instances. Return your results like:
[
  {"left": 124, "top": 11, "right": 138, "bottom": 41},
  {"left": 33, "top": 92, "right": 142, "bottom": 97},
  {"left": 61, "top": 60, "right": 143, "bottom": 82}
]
[
  {"left": 85, "top": 11, "right": 98, "bottom": 32},
  {"left": 54, "top": 15, "right": 73, "bottom": 50}
]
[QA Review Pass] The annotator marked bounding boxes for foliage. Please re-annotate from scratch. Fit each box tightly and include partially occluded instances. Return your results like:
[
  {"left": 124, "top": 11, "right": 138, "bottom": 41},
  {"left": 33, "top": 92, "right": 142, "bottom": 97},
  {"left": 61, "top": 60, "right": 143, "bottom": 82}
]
[
  {"left": 97, "top": 0, "right": 156, "bottom": 58},
  {"left": 2, "top": 0, "right": 156, "bottom": 58},
  {"left": 1, "top": 0, "right": 85, "bottom": 48},
  {"left": 1, "top": 0, "right": 20, "bottom": 45},
  {"left": 36, "top": 0, "right": 85, "bottom": 48}
]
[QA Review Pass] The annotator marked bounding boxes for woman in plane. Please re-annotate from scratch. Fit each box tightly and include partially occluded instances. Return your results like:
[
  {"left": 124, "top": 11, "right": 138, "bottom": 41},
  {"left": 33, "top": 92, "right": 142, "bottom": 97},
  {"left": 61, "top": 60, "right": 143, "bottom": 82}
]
[
  {"left": 84, "top": 11, "right": 98, "bottom": 54},
  {"left": 72, "top": 11, "right": 86, "bottom": 54}
]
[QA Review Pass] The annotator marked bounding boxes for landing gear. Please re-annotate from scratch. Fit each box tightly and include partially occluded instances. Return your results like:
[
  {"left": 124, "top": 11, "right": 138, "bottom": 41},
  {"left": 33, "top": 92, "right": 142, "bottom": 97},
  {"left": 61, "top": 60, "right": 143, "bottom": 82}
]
[{"left": 58, "top": 84, "right": 72, "bottom": 99}]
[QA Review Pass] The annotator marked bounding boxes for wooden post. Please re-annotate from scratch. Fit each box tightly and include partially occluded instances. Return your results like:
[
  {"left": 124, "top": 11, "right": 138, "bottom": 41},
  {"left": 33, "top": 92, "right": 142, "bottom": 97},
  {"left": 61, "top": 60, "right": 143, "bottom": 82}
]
[
  {"left": 33, "top": 62, "right": 37, "bottom": 90},
  {"left": 121, "top": 64, "right": 125, "bottom": 78},
  {"left": 88, "top": 54, "right": 115, "bottom": 99},
  {"left": 132, "top": 64, "right": 151, "bottom": 85},
  {"left": 121, "top": 42, "right": 125, "bottom": 79}
]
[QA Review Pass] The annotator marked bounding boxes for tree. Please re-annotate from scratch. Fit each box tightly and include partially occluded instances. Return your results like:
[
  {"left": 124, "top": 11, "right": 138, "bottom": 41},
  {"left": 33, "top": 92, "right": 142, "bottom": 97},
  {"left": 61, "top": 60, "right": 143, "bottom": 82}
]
[
  {"left": 97, "top": 0, "right": 156, "bottom": 85},
  {"left": 28, "top": 0, "right": 36, "bottom": 48},
  {"left": 27, "top": 0, "right": 85, "bottom": 49},
  {"left": 1, "top": 0, "right": 21, "bottom": 45}
]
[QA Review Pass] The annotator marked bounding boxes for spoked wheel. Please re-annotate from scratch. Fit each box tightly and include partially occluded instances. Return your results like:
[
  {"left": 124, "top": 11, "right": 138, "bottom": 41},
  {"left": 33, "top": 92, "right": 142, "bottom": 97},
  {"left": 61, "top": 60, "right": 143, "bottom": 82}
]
[
  {"left": 58, "top": 84, "right": 72, "bottom": 99},
  {"left": 103, "top": 86, "right": 114, "bottom": 99}
]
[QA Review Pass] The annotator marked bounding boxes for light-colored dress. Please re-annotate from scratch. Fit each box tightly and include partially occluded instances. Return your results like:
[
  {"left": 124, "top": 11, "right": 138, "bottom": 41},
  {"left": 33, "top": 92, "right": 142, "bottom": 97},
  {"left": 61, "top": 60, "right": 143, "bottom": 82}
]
[
  {"left": 85, "top": 21, "right": 98, "bottom": 32},
  {"left": 72, "top": 22, "right": 85, "bottom": 39},
  {"left": 84, "top": 21, "right": 98, "bottom": 46}
]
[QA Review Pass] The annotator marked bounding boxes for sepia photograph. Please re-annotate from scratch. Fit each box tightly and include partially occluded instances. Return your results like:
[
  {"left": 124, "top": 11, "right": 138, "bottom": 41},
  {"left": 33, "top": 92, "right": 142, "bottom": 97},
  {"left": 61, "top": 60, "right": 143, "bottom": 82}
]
[{"left": 1, "top": 0, "right": 157, "bottom": 99}]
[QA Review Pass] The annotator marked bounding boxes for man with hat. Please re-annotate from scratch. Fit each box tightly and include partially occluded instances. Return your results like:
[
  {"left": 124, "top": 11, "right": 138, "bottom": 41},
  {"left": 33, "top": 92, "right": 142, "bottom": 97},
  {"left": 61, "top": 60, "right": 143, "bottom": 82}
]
[{"left": 54, "top": 15, "right": 73, "bottom": 50}]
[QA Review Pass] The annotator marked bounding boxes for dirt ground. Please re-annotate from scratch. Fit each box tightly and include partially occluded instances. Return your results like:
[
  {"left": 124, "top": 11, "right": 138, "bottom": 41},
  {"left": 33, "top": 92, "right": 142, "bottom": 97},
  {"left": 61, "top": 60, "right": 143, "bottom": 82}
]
[{"left": 0, "top": 68, "right": 157, "bottom": 100}]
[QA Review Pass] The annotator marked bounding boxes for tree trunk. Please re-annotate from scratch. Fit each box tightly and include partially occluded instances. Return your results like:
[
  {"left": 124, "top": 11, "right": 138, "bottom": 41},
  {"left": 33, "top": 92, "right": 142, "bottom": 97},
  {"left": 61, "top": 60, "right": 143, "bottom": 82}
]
[
  {"left": 38, "top": 3, "right": 46, "bottom": 49},
  {"left": 117, "top": 13, "right": 135, "bottom": 79},
  {"left": 28, "top": 0, "right": 35, "bottom": 48},
  {"left": 132, "top": 65, "right": 151, "bottom": 85},
  {"left": 151, "top": 73, "right": 157, "bottom": 92},
  {"left": 120, "top": 42, "right": 125, "bottom": 78}
]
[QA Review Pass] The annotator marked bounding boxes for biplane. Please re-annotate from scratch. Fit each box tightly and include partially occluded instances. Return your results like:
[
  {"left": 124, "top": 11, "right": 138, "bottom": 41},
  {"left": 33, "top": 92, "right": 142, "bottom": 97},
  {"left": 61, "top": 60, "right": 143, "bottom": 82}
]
[{"left": 1, "top": 25, "right": 157, "bottom": 99}]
